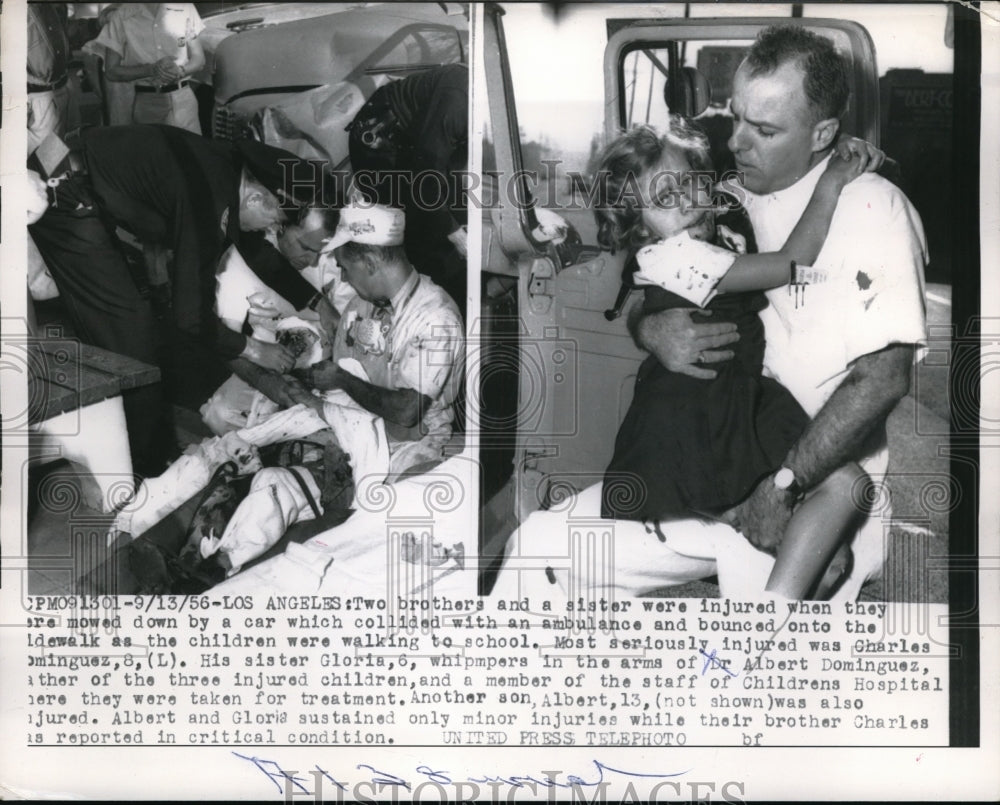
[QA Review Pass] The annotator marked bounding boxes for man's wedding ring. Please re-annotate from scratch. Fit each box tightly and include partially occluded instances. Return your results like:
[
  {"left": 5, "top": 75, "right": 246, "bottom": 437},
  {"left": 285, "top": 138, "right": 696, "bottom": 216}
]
[{"left": 695, "top": 351, "right": 706, "bottom": 365}]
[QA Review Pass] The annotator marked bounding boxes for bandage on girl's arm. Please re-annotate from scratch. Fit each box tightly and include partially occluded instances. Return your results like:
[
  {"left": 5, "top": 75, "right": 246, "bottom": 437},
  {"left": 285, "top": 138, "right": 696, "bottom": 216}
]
[{"left": 633, "top": 233, "right": 737, "bottom": 308}]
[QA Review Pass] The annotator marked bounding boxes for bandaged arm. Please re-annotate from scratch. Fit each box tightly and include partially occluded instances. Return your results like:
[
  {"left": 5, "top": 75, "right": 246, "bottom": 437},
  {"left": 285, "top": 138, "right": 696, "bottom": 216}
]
[
  {"left": 636, "top": 168, "right": 849, "bottom": 307},
  {"left": 716, "top": 163, "right": 848, "bottom": 293}
]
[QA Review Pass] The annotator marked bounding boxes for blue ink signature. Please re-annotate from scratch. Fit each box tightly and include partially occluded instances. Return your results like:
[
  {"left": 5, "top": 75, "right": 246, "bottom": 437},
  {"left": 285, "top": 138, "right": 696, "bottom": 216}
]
[
  {"left": 466, "top": 760, "right": 691, "bottom": 790},
  {"left": 233, "top": 752, "right": 691, "bottom": 795},
  {"left": 699, "top": 647, "right": 738, "bottom": 678}
]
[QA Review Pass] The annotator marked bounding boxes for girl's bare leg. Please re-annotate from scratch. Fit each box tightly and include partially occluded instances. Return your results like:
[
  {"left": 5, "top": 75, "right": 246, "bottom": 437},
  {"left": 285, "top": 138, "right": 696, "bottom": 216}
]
[{"left": 765, "top": 464, "right": 868, "bottom": 599}]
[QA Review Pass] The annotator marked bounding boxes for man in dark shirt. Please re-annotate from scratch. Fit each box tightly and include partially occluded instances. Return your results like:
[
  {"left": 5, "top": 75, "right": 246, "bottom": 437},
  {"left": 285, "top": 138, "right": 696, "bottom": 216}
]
[
  {"left": 348, "top": 64, "right": 468, "bottom": 311},
  {"left": 29, "top": 125, "right": 328, "bottom": 475}
]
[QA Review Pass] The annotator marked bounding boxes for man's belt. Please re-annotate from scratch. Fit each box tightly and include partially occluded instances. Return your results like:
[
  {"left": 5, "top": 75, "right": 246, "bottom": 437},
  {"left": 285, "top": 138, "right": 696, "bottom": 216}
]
[
  {"left": 135, "top": 79, "right": 190, "bottom": 94},
  {"left": 28, "top": 74, "right": 69, "bottom": 93}
]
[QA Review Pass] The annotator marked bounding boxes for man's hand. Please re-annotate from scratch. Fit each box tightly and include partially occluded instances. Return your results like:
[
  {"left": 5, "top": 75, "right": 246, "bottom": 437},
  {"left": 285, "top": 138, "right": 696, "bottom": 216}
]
[
  {"left": 299, "top": 359, "right": 341, "bottom": 391},
  {"left": 283, "top": 376, "right": 325, "bottom": 415},
  {"left": 153, "top": 57, "right": 182, "bottom": 85},
  {"left": 241, "top": 337, "right": 295, "bottom": 373},
  {"left": 731, "top": 476, "right": 795, "bottom": 555},
  {"left": 634, "top": 308, "right": 739, "bottom": 380}
]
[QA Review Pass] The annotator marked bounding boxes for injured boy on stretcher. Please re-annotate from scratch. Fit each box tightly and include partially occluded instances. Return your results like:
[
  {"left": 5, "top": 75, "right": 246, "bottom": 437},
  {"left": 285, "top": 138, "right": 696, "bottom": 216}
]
[{"left": 105, "top": 202, "right": 466, "bottom": 592}]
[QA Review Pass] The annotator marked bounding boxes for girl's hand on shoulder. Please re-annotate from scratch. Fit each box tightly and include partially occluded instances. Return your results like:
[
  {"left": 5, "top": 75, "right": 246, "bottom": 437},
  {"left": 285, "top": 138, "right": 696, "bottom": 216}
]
[
  {"left": 834, "top": 134, "right": 886, "bottom": 173},
  {"left": 820, "top": 149, "right": 868, "bottom": 192}
]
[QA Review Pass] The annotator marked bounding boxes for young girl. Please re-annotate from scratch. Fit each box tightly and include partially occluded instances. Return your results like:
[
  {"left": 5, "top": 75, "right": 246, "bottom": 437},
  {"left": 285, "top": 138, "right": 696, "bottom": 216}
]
[{"left": 596, "top": 120, "right": 874, "bottom": 599}]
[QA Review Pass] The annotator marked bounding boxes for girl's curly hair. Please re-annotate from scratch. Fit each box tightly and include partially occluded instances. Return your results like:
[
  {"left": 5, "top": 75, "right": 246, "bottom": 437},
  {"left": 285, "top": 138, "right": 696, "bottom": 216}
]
[{"left": 592, "top": 117, "right": 713, "bottom": 254}]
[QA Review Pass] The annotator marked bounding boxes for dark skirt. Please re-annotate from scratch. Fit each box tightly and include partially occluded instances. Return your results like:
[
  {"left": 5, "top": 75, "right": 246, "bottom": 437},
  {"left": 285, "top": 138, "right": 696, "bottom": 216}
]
[{"left": 601, "top": 289, "right": 809, "bottom": 521}]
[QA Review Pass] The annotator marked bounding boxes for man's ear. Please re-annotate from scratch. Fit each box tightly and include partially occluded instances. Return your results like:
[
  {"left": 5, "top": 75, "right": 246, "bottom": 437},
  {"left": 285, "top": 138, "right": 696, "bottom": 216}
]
[
  {"left": 244, "top": 191, "right": 263, "bottom": 210},
  {"left": 811, "top": 118, "right": 840, "bottom": 152}
]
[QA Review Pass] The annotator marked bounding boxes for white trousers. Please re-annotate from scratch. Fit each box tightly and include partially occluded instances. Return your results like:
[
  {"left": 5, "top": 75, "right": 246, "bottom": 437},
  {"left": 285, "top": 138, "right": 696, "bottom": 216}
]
[
  {"left": 491, "top": 482, "right": 888, "bottom": 603},
  {"left": 132, "top": 86, "right": 201, "bottom": 134},
  {"left": 27, "top": 86, "right": 70, "bottom": 155}
]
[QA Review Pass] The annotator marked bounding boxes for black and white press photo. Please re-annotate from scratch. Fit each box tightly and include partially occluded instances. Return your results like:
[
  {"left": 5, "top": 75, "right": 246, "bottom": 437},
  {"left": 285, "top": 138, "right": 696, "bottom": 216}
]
[
  {"left": 17, "top": 1, "right": 474, "bottom": 600},
  {"left": 0, "top": 1, "right": 997, "bottom": 801},
  {"left": 475, "top": 0, "right": 989, "bottom": 764},
  {"left": 480, "top": 3, "right": 970, "bottom": 607}
]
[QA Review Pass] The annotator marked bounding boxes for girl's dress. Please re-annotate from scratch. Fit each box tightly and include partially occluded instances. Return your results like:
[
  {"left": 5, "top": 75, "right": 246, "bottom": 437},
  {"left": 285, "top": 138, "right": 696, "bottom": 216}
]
[{"left": 601, "top": 212, "right": 809, "bottom": 521}]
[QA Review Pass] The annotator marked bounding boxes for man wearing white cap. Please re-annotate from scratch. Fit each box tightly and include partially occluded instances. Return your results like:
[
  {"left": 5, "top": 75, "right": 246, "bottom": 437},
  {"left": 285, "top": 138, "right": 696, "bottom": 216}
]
[
  {"left": 119, "top": 202, "right": 463, "bottom": 587},
  {"left": 300, "top": 202, "right": 465, "bottom": 479}
]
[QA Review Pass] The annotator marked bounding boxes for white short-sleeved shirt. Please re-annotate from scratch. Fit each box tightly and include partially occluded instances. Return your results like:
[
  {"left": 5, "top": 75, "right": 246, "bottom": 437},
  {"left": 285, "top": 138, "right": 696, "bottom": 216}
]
[
  {"left": 333, "top": 271, "right": 464, "bottom": 467},
  {"left": 744, "top": 156, "right": 928, "bottom": 427},
  {"left": 88, "top": 4, "right": 203, "bottom": 75}
]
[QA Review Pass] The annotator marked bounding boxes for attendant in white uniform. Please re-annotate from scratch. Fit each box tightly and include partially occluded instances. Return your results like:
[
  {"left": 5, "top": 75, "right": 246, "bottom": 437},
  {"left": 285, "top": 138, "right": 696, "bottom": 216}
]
[{"left": 296, "top": 203, "right": 466, "bottom": 480}]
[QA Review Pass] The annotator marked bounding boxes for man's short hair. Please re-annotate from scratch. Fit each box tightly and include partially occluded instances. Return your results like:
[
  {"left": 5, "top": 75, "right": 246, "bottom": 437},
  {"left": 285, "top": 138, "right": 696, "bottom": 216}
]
[
  {"left": 297, "top": 204, "right": 340, "bottom": 232},
  {"left": 240, "top": 168, "right": 287, "bottom": 219},
  {"left": 333, "top": 241, "right": 408, "bottom": 272},
  {"left": 745, "top": 25, "right": 849, "bottom": 122}
]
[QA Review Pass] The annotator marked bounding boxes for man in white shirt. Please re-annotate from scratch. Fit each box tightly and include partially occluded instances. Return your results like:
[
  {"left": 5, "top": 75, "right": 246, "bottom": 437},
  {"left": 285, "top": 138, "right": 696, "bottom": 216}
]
[
  {"left": 87, "top": 3, "right": 205, "bottom": 133},
  {"left": 296, "top": 203, "right": 466, "bottom": 480},
  {"left": 27, "top": 3, "right": 71, "bottom": 155},
  {"left": 493, "top": 25, "right": 926, "bottom": 601},
  {"left": 188, "top": 204, "right": 463, "bottom": 580}
]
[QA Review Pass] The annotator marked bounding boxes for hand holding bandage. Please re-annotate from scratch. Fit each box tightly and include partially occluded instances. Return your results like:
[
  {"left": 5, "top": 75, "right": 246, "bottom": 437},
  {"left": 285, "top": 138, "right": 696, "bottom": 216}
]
[
  {"left": 275, "top": 315, "right": 330, "bottom": 369},
  {"left": 634, "top": 231, "right": 738, "bottom": 308}
]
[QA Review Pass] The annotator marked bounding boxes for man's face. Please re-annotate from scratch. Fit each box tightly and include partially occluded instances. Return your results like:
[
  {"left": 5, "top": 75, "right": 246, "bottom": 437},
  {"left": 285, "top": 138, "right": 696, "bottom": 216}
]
[
  {"left": 279, "top": 208, "right": 332, "bottom": 270},
  {"left": 239, "top": 189, "right": 285, "bottom": 232},
  {"left": 728, "top": 60, "right": 823, "bottom": 194},
  {"left": 336, "top": 251, "right": 379, "bottom": 301}
]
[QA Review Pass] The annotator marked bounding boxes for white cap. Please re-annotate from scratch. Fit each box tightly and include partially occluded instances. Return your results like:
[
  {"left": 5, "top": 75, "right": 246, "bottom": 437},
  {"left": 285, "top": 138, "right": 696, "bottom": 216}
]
[{"left": 324, "top": 201, "right": 405, "bottom": 252}]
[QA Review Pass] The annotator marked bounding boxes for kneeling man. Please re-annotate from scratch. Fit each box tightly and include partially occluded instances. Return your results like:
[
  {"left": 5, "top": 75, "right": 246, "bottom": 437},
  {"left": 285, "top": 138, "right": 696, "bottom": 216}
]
[{"left": 293, "top": 203, "right": 465, "bottom": 481}]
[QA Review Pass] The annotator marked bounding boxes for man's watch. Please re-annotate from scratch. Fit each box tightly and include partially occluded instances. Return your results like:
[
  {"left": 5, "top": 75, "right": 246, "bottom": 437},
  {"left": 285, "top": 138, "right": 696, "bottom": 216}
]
[{"left": 773, "top": 467, "right": 803, "bottom": 499}]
